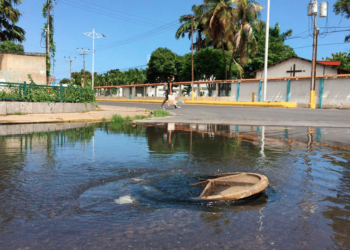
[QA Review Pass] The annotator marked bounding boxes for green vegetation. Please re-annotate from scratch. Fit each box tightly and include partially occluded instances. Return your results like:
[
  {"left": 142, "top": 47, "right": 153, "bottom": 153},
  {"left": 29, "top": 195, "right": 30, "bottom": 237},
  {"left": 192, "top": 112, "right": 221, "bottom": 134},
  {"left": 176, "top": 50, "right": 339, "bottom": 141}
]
[
  {"left": 246, "top": 23, "right": 296, "bottom": 77},
  {"left": 59, "top": 78, "right": 71, "bottom": 85},
  {"left": 111, "top": 114, "right": 132, "bottom": 123},
  {"left": 153, "top": 109, "right": 170, "bottom": 117},
  {"left": 334, "top": 0, "right": 350, "bottom": 41},
  {"left": 0, "top": 0, "right": 25, "bottom": 42},
  {"left": 325, "top": 52, "right": 350, "bottom": 71},
  {"left": 42, "top": 0, "right": 56, "bottom": 79},
  {"left": 11, "top": 111, "right": 25, "bottom": 115},
  {"left": 0, "top": 75, "right": 95, "bottom": 103},
  {"left": 147, "top": 48, "right": 184, "bottom": 83},
  {"left": 0, "top": 41, "right": 24, "bottom": 54}
]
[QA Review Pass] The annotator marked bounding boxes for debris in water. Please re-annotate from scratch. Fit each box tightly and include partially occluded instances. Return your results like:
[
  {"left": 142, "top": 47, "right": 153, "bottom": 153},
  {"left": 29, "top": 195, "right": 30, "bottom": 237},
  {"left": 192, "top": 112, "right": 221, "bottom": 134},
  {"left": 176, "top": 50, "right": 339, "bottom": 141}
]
[{"left": 115, "top": 195, "right": 134, "bottom": 205}]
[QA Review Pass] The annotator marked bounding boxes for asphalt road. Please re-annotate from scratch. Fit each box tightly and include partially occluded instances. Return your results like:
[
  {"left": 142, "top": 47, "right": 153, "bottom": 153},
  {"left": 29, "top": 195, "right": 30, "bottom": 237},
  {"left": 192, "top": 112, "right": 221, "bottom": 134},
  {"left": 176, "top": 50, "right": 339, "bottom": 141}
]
[{"left": 98, "top": 101, "right": 350, "bottom": 128}]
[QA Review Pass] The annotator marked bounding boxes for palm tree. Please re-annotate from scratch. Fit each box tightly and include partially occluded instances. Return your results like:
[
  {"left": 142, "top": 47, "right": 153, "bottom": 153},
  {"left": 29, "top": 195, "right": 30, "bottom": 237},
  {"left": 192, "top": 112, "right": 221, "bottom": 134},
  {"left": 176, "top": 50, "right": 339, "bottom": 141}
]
[
  {"left": 199, "top": 0, "right": 235, "bottom": 80},
  {"left": 228, "top": 0, "right": 263, "bottom": 79},
  {"left": 0, "top": 0, "right": 25, "bottom": 42},
  {"left": 176, "top": 5, "right": 205, "bottom": 51}
]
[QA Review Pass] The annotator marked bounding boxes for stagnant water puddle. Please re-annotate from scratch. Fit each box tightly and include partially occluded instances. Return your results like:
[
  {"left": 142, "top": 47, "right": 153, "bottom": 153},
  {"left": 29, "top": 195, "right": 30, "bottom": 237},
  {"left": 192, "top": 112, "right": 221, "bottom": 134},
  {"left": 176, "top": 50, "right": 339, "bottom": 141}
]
[{"left": 0, "top": 123, "right": 350, "bottom": 249}]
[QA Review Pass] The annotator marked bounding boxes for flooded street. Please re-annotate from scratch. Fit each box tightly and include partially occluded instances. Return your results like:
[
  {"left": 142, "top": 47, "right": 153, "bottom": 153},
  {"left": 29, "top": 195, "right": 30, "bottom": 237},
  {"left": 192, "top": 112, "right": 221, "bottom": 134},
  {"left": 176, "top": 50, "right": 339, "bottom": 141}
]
[{"left": 0, "top": 123, "right": 350, "bottom": 249}]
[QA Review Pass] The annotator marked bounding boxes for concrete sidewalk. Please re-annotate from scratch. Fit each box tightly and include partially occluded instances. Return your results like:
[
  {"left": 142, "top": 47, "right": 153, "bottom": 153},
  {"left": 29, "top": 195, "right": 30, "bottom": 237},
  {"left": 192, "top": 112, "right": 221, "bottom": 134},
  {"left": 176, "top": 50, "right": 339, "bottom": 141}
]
[{"left": 0, "top": 105, "right": 149, "bottom": 125}]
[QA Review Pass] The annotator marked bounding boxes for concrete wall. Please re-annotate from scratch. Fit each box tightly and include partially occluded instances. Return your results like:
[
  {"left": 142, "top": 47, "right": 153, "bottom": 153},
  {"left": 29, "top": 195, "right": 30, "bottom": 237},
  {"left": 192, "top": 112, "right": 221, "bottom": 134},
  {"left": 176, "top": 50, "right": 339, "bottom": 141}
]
[
  {"left": 230, "top": 77, "right": 350, "bottom": 108},
  {"left": 0, "top": 123, "right": 90, "bottom": 136},
  {"left": 255, "top": 58, "right": 338, "bottom": 78},
  {"left": 0, "top": 102, "right": 96, "bottom": 115},
  {"left": 0, "top": 54, "right": 46, "bottom": 85}
]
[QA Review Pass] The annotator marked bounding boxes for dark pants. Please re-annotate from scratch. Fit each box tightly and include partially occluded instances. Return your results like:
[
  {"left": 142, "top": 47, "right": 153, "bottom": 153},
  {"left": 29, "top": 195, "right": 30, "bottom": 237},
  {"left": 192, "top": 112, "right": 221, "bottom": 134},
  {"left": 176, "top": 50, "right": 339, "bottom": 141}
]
[{"left": 161, "top": 91, "right": 169, "bottom": 107}]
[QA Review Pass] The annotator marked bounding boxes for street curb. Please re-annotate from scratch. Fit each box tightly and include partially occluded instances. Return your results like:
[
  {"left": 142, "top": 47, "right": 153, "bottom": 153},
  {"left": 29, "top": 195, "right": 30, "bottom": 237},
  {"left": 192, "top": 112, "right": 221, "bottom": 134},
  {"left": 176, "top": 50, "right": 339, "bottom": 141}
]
[{"left": 97, "top": 99, "right": 297, "bottom": 108}]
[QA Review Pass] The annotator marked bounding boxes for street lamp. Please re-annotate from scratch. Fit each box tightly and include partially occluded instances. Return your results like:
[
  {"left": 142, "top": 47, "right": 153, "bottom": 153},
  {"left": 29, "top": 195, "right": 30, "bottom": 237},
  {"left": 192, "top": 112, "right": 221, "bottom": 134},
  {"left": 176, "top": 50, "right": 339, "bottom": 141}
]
[
  {"left": 263, "top": 0, "right": 270, "bottom": 102},
  {"left": 83, "top": 28, "right": 107, "bottom": 90}
]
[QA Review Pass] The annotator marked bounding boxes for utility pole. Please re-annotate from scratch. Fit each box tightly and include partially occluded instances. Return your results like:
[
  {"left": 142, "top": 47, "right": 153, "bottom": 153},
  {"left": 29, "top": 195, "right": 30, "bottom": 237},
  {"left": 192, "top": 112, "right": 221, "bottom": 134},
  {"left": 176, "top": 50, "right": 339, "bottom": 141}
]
[
  {"left": 263, "top": 0, "right": 271, "bottom": 102},
  {"left": 45, "top": 1, "right": 56, "bottom": 86},
  {"left": 77, "top": 48, "right": 89, "bottom": 85},
  {"left": 308, "top": 1, "right": 327, "bottom": 109},
  {"left": 64, "top": 56, "right": 76, "bottom": 82},
  {"left": 83, "top": 29, "right": 106, "bottom": 89},
  {"left": 310, "top": 11, "right": 318, "bottom": 109},
  {"left": 191, "top": 17, "right": 195, "bottom": 101},
  {"left": 46, "top": 1, "right": 50, "bottom": 86}
]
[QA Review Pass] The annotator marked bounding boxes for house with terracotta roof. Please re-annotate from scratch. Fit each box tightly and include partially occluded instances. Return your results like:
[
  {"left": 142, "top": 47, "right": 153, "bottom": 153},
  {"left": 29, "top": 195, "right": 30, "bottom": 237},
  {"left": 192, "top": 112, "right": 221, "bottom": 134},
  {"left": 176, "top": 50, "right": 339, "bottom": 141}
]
[{"left": 253, "top": 56, "right": 347, "bottom": 79}]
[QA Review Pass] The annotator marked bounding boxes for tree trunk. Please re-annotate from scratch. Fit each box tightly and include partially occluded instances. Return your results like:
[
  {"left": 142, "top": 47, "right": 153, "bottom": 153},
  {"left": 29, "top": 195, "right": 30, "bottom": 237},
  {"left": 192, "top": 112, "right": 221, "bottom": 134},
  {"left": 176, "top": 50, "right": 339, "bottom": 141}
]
[
  {"left": 228, "top": 49, "right": 235, "bottom": 80},
  {"left": 222, "top": 43, "right": 227, "bottom": 80},
  {"left": 198, "top": 31, "right": 202, "bottom": 51}
]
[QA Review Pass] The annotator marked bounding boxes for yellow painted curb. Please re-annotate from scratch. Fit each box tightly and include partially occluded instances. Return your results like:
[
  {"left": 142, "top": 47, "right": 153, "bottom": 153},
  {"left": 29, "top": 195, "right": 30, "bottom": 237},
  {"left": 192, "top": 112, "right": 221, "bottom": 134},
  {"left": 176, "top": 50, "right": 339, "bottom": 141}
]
[{"left": 97, "top": 99, "right": 297, "bottom": 108}]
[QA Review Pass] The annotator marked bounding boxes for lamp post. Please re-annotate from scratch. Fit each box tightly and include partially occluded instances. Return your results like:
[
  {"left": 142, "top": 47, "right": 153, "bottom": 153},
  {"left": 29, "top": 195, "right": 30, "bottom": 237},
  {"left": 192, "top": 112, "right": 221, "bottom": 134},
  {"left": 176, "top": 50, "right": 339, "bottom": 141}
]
[
  {"left": 263, "top": 0, "right": 271, "bottom": 102},
  {"left": 83, "top": 28, "right": 106, "bottom": 89}
]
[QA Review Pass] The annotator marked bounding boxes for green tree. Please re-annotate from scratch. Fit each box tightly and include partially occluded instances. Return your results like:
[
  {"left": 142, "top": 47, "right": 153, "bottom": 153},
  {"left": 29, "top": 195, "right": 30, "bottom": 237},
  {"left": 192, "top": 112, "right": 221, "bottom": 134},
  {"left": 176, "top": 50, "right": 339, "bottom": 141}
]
[
  {"left": 0, "top": 40, "right": 24, "bottom": 54},
  {"left": 199, "top": 0, "right": 235, "bottom": 80},
  {"left": 245, "top": 22, "right": 296, "bottom": 77},
  {"left": 176, "top": 5, "right": 205, "bottom": 51},
  {"left": 0, "top": 0, "right": 25, "bottom": 42},
  {"left": 180, "top": 48, "right": 239, "bottom": 95},
  {"left": 59, "top": 78, "right": 70, "bottom": 85},
  {"left": 71, "top": 70, "right": 92, "bottom": 86},
  {"left": 147, "top": 48, "right": 183, "bottom": 83},
  {"left": 334, "top": 0, "right": 350, "bottom": 41},
  {"left": 228, "top": 0, "right": 263, "bottom": 79},
  {"left": 325, "top": 52, "right": 350, "bottom": 71}
]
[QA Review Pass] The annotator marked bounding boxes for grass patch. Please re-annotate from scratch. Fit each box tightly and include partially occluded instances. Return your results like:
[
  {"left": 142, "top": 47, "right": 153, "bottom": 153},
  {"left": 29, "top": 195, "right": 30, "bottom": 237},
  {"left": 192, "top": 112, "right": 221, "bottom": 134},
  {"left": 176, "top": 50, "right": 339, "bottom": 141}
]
[
  {"left": 12, "top": 112, "right": 25, "bottom": 115},
  {"left": 111, "top": 114, "right": 132, "bottom": 123},
  {"left": 153, "top": 109, "right": 170, "bottom": 118}
]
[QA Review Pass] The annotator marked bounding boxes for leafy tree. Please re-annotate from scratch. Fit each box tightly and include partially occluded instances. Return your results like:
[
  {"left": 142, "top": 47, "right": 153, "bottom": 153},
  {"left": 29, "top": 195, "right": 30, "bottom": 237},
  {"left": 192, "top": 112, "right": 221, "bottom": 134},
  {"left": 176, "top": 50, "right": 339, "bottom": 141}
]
[
  {"left": 175, "top": 5, "right": 205, "bottom": 51},
  {"left": 0, "top": 41, "right": 24, "bottom": 54},
  {"left": 334, "top": 0, "right": 350, "bottom": 41},
  {"left": 71, "top": 70, "right": 92, "bottom": 86},
  {"left": 180, "top": 48, "right": 239, "bottom": 96},
  {"left": 199, "top": 0, "right": 235, "bottom": 80},
  {"left": 94, "top": 68, "right": 147, "bottom": 87},
  {"left": 147, "top": 48, "right": 183, "bottom": 83},
  {"left": 59, "top": 78, "right": 70, "bottom": 85},
  {"left": 325, "top": 52, "right": 350, "bottom": 71},
  {"left": 228, "top": 0, "right": 263, "bottom": 78},
  {"left": 245, "top": 22, "right": 296, "bottom": 77},
  {"left": 0, "top": 0, "right": 25, "bottom": 42}
]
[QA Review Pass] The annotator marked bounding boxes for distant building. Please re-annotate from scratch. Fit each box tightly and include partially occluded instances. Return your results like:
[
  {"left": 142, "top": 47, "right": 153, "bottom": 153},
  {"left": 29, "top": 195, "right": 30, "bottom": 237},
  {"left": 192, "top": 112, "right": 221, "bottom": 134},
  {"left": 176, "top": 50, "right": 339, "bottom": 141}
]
[
  {"left": 0, "top": 53, "right": 46, "bottom": 85},
  {"left": 253, "top": 56, "right": 348, "bottom": 79}
]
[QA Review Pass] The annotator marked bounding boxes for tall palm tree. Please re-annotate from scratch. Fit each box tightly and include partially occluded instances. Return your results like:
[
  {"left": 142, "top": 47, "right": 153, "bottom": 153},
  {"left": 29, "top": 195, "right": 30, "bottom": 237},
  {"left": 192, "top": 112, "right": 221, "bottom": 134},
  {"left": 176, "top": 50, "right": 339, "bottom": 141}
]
[
  {"left": 176, "top": 5, "right": 205, "bottom": 51},
  {"left": 199, "top": 0, "right": 235, "bottom": 80},
  {"left": 0, "top": 0, "right": 25, "bottom": 42},
  {"left": 228, "top": 0, "right": 263, "bottom": 79}
]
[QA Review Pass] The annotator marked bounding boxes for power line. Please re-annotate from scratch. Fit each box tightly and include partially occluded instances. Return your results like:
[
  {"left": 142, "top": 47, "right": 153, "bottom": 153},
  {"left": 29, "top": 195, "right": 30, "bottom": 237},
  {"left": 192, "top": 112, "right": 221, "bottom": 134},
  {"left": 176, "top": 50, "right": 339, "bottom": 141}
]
[
  {"left": 293, "top": 42, "right": 348, "bottom": 49},
  {"left": 60, "top": 0, "right": 162, "bottom": 27},
  {"left": 73, "top": 0, "right": 162, "bottom": 25},
  {"left": 97, "top": 65, "right": 147, "bottom": 74},
  {"left": 94, "top": 22, "right": 179, "bottom": 51}
]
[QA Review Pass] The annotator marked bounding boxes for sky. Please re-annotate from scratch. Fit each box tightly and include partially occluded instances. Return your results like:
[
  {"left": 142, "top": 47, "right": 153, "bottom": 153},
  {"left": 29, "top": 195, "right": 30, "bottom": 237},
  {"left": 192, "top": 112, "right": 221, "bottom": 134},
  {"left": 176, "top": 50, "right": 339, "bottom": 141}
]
[{"left": 18, "top": 0, "right": 350, "bottom": 82}]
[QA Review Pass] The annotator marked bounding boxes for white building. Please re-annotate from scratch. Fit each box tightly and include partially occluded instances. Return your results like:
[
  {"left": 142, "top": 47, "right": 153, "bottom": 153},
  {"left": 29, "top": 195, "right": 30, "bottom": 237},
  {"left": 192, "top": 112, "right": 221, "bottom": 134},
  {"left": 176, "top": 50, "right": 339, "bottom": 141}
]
[{"left": 253, "top": 56, "right": 347, "bottom": 79}]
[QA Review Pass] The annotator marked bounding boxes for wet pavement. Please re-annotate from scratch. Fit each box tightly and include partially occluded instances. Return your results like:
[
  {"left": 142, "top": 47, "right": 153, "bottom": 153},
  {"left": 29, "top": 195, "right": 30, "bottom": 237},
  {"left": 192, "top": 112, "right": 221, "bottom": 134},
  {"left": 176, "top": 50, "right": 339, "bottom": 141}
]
[
  {"left": 98, "top": 101, "right": 350, "bottom": 127},
  {"left": 0, "top": 122, "right": 350, "bottom": 249}
]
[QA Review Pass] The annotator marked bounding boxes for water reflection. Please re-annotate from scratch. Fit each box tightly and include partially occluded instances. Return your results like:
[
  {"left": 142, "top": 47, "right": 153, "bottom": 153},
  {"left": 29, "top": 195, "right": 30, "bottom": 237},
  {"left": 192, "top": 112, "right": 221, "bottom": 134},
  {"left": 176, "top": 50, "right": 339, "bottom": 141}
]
[{"left": 0, "top": 123, "right": 350, "bottom": 249}]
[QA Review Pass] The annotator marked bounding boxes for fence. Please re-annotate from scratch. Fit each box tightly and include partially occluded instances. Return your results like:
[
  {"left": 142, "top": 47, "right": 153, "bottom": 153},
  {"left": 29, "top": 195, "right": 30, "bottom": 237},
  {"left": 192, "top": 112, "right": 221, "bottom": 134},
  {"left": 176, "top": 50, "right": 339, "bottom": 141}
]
[
  {"left": 94, "top": 74, "right": 350, "bottom": 108},
  {"left": 0, "top": 81, "right": 94, "bottom": 103}
]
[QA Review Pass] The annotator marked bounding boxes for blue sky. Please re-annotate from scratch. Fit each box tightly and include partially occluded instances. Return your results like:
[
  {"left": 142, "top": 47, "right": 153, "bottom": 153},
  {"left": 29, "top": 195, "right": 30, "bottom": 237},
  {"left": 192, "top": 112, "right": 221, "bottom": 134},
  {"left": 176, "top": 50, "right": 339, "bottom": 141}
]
[{"left": 18, "top": 0, "right": 349, "bottom": 81}]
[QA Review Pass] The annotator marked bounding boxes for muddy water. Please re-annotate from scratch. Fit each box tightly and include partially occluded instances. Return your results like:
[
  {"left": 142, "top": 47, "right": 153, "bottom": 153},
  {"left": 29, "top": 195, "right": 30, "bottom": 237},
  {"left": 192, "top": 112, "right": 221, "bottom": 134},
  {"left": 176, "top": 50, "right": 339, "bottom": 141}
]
[{"left": 0, "top": 123, "right": 349, "bottom": 249}]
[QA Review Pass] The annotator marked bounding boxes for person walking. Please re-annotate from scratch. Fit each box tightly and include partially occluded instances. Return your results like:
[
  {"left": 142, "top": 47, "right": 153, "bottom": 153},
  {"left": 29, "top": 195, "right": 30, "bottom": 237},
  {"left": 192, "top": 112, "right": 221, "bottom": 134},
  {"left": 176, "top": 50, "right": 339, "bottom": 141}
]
[{"left": 161, "top": 75, "right": 180, "bottom": 109}]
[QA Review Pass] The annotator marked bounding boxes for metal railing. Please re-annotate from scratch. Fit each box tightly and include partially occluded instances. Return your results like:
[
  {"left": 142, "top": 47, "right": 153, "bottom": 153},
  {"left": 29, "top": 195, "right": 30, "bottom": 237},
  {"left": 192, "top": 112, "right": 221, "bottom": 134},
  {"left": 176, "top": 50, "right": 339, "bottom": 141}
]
[{"left": 0, "top": 81, "right": 94, "bottom": 103}]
